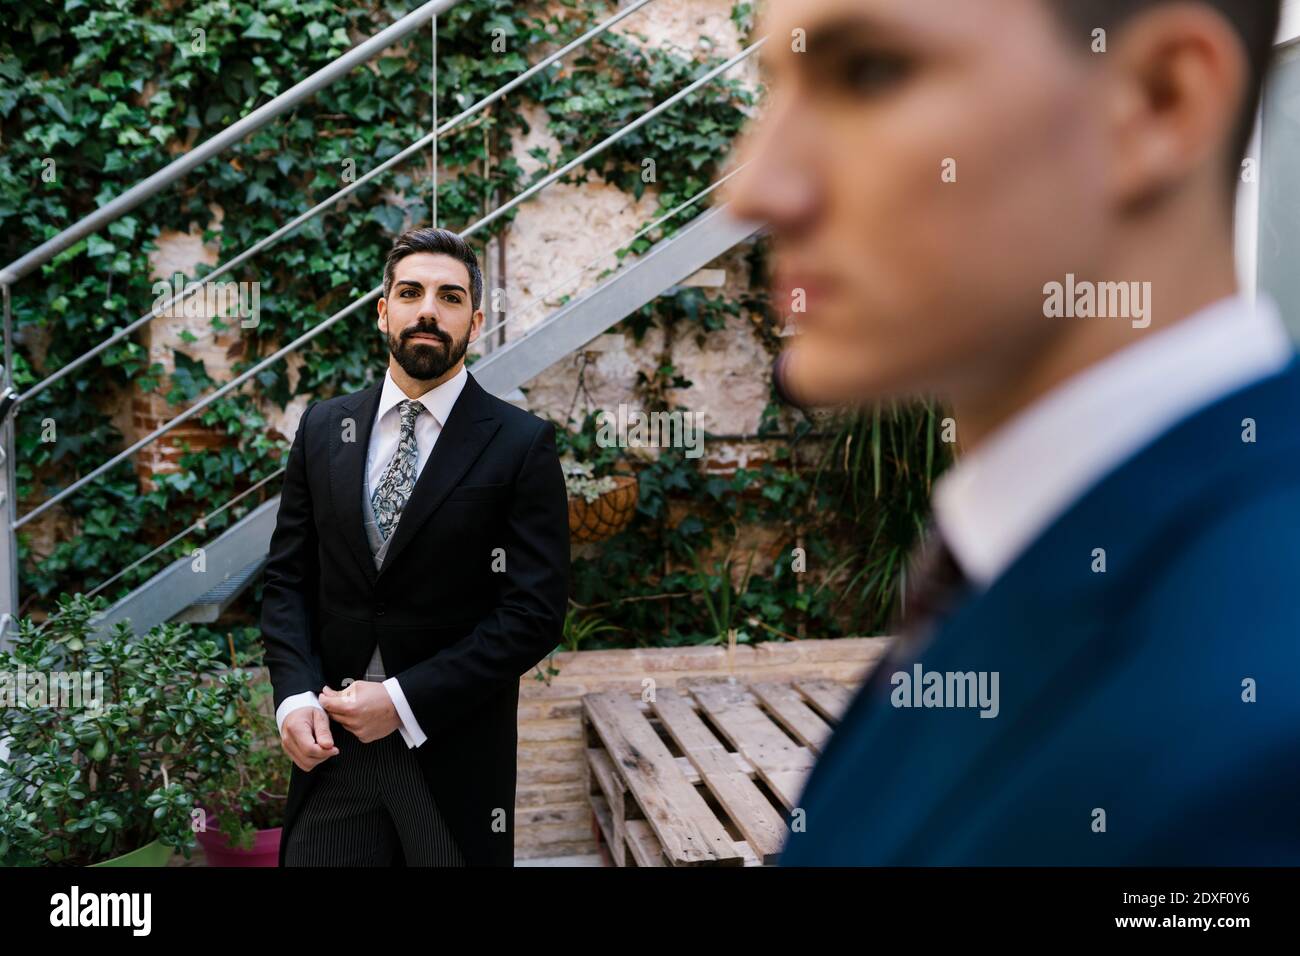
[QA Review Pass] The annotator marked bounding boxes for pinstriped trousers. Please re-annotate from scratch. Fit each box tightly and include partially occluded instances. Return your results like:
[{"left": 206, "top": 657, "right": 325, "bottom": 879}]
[{"left": 283, "top": 718, "right": 465, "bottom": 866}]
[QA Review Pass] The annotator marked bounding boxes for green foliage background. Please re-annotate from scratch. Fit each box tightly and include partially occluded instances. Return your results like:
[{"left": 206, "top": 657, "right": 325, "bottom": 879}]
[{"left": 0, "top": 0, "right": 945, "bottom": 651}]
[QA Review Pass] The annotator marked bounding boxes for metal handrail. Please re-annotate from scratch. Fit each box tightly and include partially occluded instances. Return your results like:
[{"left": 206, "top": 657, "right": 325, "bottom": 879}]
[
  {"left": 0, "top": 0, "right": 462, "bottom": 287},
  {"left": 13, "top": 287, "right": 380, "bottom": 530},
  {"left": 13, "top": 36, "right": 765, "bottom": 530},
  {"left": 82, "top": 169, "right": 748, "bottom": 593},
  {"left": 11, "top": 0, "right": 662, "bottom": 408},
  {"left": 474, "top": 163, "right": 747, "bottom": 344},
  {"left": 87, "top": 171, "right": 753, "bottom": 600},
  {"left": 84, "top": 465, "right": 287, "bottom": 598},
  {"left": 463, "top": 39, "right": 765, "bottom": 238}
]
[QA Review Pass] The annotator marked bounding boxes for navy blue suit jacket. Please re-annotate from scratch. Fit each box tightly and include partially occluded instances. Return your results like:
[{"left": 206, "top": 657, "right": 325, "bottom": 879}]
[{"left": 780, "top": 357, "right": 1300, "bottom": 865}]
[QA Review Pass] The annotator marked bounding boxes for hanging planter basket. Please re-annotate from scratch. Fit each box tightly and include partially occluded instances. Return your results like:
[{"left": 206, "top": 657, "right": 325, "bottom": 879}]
[{"left": 568, "top": 474, "right": 639, "bottom": 543}]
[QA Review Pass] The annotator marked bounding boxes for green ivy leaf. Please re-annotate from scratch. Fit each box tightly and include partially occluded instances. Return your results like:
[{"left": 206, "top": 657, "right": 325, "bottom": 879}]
[{"left": 242, "top": 15, "right": 282, "bottom": 41}]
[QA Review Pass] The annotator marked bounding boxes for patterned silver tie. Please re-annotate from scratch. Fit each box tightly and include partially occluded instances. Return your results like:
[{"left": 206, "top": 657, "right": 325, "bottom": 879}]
[{"left": 370, "top": 399, "right": 422, "bottom": 541}]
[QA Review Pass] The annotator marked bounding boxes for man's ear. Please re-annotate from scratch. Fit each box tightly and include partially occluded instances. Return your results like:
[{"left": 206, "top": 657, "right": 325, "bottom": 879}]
[
  {"left": 467, "top": 307, "right": 484, "bottom": 345},
  {"left": 376, "top": 296, "right": 389, "bottom": 336},
  {"left": 1102, "top": 3, "right": 1248, "bottom": 209}
]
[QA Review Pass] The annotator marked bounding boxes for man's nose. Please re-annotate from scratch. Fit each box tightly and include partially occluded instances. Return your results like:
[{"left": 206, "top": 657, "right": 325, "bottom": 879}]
[
  {"left": 417, "top": 292, "right": 441, "bottom": 322},
  {"left": 723, "top": 94, "right": 819, "bottom": 233}
]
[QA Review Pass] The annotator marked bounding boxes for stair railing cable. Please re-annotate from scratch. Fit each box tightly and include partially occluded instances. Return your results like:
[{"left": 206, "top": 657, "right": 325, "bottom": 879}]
[
  {"left": 0, "top": 0, "right": 464, "bottom": 288},
  {"left": 11, "top": 0, "right": 662, "bottom": 410},
  {"left": 458, "top": 38, "right": 765, "bottom": 240},
  {"left": 84, "top": 168, "right": 751, "bottom": 597},
  {"left": 83, "top": 465, "right": 288, "bottom": 600},
  {"left": 474, "top": 163, "right": 749, "bottom": 346},
  {"left": 13, "top": 35, "right": 765, "bottom": 531}
]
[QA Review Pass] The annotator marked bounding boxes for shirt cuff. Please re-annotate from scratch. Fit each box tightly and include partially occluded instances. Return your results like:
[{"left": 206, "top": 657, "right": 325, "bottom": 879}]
[
  {"left": 383, "top": 676, "right": 427, "bottom": 749},
  {"left": 275, "top": 691, "right": 325, "bottom": 737}
]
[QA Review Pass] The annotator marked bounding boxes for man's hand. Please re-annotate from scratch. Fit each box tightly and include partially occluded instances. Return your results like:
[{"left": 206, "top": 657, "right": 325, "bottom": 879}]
[
  {"left": 320, "top": 681, "right": 400, "bottom": 743},
  {"left": 280, "top": 706, "right": 340, "bottom": 772}
]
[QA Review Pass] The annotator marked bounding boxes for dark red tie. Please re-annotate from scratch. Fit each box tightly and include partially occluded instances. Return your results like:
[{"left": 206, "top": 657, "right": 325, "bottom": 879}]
[
  {"left": 861, "top": 526, "right": 970, "bottom": 696},
  {"left": 892, "top": 526, "right": 969, "bottom": 642}
]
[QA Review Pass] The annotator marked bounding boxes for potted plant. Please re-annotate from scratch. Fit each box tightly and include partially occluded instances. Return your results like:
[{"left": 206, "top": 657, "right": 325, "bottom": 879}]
[
  {"left": 194, "top": 643, "right": 289, "bottom": 866},
  {"left": 531, "top": 607, "right": 621, "bottom": 685},
  {"left": 685, "top": 543, "right": 758, "bottom": 648},
  {"left": 0, "top": 593, "right": 250, "bottom": 867},
  {"left": 562, "top": 456, "right": 639, "bottom": 543}
]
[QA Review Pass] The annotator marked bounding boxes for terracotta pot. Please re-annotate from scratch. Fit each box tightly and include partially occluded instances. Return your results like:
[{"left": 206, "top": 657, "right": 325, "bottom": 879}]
[{"left": 568, "top": 474, "right": 638, "bottom": 543}]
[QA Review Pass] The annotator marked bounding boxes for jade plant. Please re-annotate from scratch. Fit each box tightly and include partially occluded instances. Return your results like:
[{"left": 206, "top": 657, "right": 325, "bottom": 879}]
[
  {"left": 0, "top": 593, "right": 250, "bottom": 866},
  {"left": 197, "top": 644, "right": 290, "bottom": 850}
]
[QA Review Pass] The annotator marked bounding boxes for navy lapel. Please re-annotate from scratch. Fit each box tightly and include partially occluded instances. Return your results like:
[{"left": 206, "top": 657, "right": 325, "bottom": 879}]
[
  {"left": 329, "top": 380, "right": 385, "bottom": 586},
  {"left": 803, "top": 357, "right": 1300, "bottom": 862},
  {"left": 375, "top": 370, "right": 502, "bottom": 582}
]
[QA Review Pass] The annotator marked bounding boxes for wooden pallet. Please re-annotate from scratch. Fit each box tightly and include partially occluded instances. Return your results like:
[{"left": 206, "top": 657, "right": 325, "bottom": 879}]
[{"left": 582, "top": 677, "right": 856, "bottom": 866}]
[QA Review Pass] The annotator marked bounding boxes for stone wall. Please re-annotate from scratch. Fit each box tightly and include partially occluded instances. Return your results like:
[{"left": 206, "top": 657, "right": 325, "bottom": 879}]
[
  {"left": 115, "top": 0, "right": 772, "bottom": 478},
  {"left": 98, "top": 0, "right": 790, "bottom": 605},
  {"left": 250, "top": 0, "right": 772, "bottom": 456}
]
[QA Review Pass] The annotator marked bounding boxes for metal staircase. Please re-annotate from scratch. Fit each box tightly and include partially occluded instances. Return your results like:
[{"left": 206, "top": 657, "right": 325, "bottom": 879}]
[
  {"left": 93, "top": 205, "right": 761, "bottom": 637},
  {"left": 0, "top": 0, "right": 765, "bottom": 642}
]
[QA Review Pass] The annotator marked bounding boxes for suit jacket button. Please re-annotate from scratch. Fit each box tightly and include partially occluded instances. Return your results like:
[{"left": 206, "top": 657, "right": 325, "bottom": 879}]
[{"left": 375, "top": 602, "right": 386, "bottom": 616}]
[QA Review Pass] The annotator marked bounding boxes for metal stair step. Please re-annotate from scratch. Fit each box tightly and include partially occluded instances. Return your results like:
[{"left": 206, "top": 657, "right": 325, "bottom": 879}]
[{"left": 172, "top": 555, "right": 269, "bottom": 624}]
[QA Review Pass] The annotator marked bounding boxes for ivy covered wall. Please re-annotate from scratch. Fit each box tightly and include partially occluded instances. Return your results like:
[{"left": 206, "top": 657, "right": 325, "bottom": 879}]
[{"left": 0, "top": 0, "right": 946, "bottom": 653}]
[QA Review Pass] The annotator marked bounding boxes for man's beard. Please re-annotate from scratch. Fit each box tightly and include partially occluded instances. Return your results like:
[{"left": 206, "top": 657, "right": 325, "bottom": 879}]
[{"left": 387, "top": 320, "right": 471, "bottom": 381}]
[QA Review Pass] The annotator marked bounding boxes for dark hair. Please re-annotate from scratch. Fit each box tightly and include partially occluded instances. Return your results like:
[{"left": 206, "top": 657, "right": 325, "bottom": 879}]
[
  {"left": 383, "top": 227, "right": 483, "bottom": 311},
  {"left": 1049, "top": 0, "right": 1281, "bottom": 177}
]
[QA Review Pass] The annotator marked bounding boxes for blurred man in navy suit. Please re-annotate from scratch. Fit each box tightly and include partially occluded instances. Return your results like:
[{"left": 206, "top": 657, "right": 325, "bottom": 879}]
[{"left": 729, "top": 0, "right": 1299, "bottom": 863}]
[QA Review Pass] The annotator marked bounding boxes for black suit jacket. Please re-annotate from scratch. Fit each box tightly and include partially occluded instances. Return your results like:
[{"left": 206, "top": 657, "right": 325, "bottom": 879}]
[{"left": 259, "top": 369, "right": 570, "bottom": 866}]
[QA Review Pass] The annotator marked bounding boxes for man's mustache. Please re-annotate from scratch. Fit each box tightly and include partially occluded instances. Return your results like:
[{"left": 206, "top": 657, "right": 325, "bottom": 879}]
[{"left": 401, "top": 324, "right": 450, "bottom": 345}]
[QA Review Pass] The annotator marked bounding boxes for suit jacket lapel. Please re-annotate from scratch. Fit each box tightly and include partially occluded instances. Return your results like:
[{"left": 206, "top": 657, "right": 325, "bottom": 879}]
[
  {"left": 329, "top": 380, "right": 384, "bottom": 587},
  {"left": 878, "top": 357, "right": 1300, "bottom": 861},
  {"left": 376, "top": 371, "right": 502, "bottom": 582}
]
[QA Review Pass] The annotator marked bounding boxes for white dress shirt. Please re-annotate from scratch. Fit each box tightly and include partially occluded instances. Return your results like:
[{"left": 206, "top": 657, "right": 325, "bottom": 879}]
[
  {"left": 931, "top": 293, "right": 1294, "bottom": 590},
  {"left": 275, "top": 364, "right": 469, "bottom": 748}
]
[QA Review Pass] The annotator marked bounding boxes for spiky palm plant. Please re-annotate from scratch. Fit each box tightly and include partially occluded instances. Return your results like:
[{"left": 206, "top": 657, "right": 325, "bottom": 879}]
[{"left": 809, "top": 400, "right": 953, "bottom": 634}]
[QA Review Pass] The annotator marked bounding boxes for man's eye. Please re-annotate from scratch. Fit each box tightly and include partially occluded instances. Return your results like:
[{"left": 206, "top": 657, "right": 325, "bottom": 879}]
[
  {"left": 837, "top": 51, "right": 909, "bottom": 95},
  {"left": 402, "top": 290, "right": 418, "bottom": 297}
]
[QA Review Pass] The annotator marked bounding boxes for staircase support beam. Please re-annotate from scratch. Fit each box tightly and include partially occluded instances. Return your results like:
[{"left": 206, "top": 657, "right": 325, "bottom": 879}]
[
  {"left": 472, "top": 206, "right": 763, "bottom": 398},
  {"left": 92, "top": 497, "right": 281, "bottom": 639}
]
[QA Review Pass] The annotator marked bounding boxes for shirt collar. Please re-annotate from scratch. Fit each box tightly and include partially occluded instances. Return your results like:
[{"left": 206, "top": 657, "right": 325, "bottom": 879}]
[
  {"left": 376, "top": 364, "right": 469, "bottom": 429},
  {"left": 931, "top": 293, "right": 1294, "bottom": 590}
]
